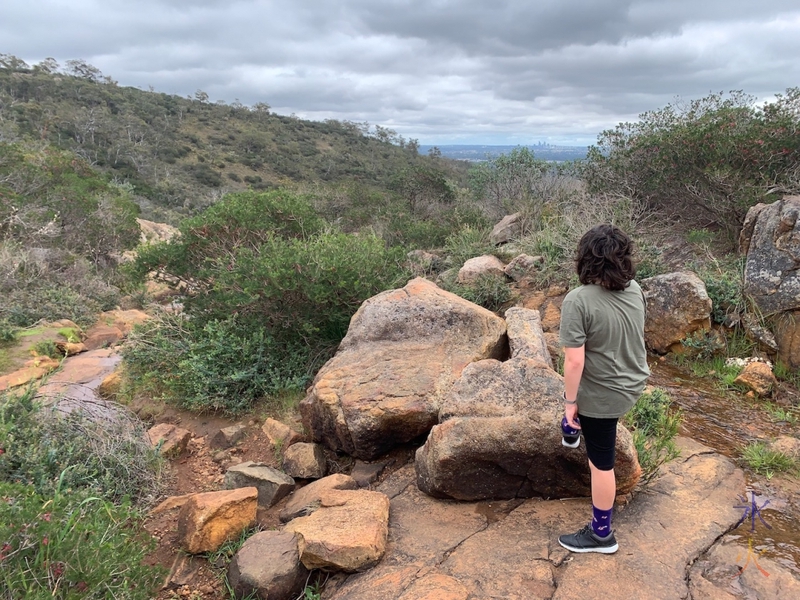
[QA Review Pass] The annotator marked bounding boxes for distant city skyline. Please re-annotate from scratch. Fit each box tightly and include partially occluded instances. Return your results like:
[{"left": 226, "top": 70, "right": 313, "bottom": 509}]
[{"left": 2, "top": 0, "right": 799, "bottom": 145}]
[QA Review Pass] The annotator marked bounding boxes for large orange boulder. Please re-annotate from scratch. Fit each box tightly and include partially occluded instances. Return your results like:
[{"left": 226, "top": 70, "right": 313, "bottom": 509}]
[
  {"left": 300, "top": 278, "right": 507, "bottom": 460},
  {"left": 415, "top": 357, "right": 641, "bottom": 500}
]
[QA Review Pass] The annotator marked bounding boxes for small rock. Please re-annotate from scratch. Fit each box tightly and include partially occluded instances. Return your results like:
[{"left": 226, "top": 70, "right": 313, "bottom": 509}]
[
  {"left": 211, "top": 423, "right": 248, "bottom": 449},
  {"left": 350, "top": 459, "right": 392, "bottom": 487},
  {"left": 282, "top": 442, "right": 327, "bottom": 479},
  {"left": 148, "top": 423, "right": 192, "bottom": 458},
  {"left": 177, "top": 487, "right": 258, "bottom": 554},
  {"left": 212, "top": 450, "right": 231, "bottom": 463},
  {"left": 284, "top": 489, "right": 390, "bottom": 572},
  {"left": 262, "top": 418, "right": 303, "bottom": 450},
  {"left": 97, "top": 371, "right": 122, "bottom": 399},
  {"left": 225, "top": 461, "right": 295, "bottom": 508},
  {"left": 734, "top": 361, "right": 778, "bottom": 397},
  {"left": 228, "top": 531, "right": 309, "bottom": 600},
  {"left": 489, "top": 213, "right": 522, "bottom": 246},
  {"left": 457, "top": 255, "right": 506, "bottom": 284},
  {"left": 770, "top": 436, "right": 800, "bottom": 459},
  {"left": 162, "top": 554, "right": 202, "bottom": 590},
  {"left": 503, "top": 254, "right": 543, "bottom": 282},
  {"left": 82, "top": 325, "right": 124, "bottom": 351}
]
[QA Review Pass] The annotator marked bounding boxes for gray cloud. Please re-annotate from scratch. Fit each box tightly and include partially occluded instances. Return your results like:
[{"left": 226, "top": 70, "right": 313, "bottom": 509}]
[{"left": 2, "top": 0, "right": 799, "bottom": 144}]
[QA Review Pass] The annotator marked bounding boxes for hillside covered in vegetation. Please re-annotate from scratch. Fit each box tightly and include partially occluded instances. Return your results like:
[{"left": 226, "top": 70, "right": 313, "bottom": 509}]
[{"left": 0, "top": 54, "right": 467, "bottom": 224}]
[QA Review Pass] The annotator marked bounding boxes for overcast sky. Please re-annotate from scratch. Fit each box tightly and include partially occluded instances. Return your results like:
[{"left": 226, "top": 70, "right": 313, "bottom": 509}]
[{"left": 2, "top": 0, "right": 799, "bottom": 145}]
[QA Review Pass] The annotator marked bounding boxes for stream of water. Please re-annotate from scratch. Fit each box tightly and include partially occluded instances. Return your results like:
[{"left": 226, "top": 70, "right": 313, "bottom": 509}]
[{"left": 649, "top": 361, "right": 800, "bottom": 574}]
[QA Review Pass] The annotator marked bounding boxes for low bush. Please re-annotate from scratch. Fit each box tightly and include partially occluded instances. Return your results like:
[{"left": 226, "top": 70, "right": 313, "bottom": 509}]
[
  {"left": 0, "top": 387, "right": 164, "bottom": 503},
  {"left": 123, "top": 314, "right": 311, "bottom": 414},
  {"left": 0, "top": 318, "right": 17, "bottom": 344},
  {"left": 440, "top": 272, "right": 513, "bottom": 313},
  {"left": 0, "top": 482, "right": 161, "bottom": 600},
  {"left": 0, "top": 243, "right": 121, "bottom": 328},
  {"left": 442, "top": 225, "right": 494, "bottom": 268},
  {"left": 697, "top": 257, "right": 746, "bottom": 324},
  {"left": 622, "top": 388, "right": 682, "bottom": 483}
]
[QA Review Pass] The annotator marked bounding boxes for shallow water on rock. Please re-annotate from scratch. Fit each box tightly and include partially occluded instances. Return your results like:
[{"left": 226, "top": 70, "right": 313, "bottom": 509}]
[{"left": 649, "top": 361, "right": 800, "bottom": 576}]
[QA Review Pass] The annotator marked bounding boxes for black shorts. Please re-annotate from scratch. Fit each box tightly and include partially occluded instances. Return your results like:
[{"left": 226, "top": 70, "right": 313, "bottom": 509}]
[{"left": 578, "top": 414, "right": 618, "bottom": 471}]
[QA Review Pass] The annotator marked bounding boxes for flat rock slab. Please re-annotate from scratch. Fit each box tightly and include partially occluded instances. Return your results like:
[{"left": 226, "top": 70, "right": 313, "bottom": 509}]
[
  {"left": 552, "top": 438, "right": 745, "bottom": 600},
  {"left": 36, "top": 349, "right": 121, "bottom": 405},
  {"left": 280, "top": 474, "right": 359, "bottom": 523},
  {"left": 688, "top": 534, "right": 800, "bottom": 599},
  {"left": 324, "top": 438, "right": 751, "bottom": 600}
]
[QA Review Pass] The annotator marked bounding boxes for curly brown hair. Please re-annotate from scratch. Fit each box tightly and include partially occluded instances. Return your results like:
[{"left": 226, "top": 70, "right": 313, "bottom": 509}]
[{"left": 576, "top": 224, "right": 636, "bottom": 291}]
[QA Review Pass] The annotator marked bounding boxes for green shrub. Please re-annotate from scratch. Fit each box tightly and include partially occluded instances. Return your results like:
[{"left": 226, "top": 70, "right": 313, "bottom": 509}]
[
  {"left": 741, "top": 441, "right": 798, "bottom": 478},
  {"left": 0, "top": 482, "right": 162, "bottom": 599},
  {"left": 440, "top": 272, "right": 513, "bottom": 313},
  {"left": 584, "top": 89, "right": 800, "bottom": 238},
  {"left": 0, "top": 243, "right": 121, "bottom": 328},
  {"left": 0, "top": 387, "right": 164, "bottom": 503},
  {"left": 0, "top": 318, "right": 17, "bottom": 344},
  {"left": 33, "top": 340, "right": 63, "bottom": 359},
  {"left": 133, "top": 190, "right": 406, "bottom": 341},
  {"left": 123, "top": 314, "right": 311, "bottom": 414},
  {"left": 698, "top": 258, "right": 746, "bottom": 324},
  {"left": 622, "top": 388, "right": 682, "bottom": 483}
]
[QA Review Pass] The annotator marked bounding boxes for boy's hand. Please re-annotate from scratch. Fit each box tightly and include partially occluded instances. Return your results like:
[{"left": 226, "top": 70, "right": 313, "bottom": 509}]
[{"left": 564, "top": 402, "right": 580, "bottom": 429}]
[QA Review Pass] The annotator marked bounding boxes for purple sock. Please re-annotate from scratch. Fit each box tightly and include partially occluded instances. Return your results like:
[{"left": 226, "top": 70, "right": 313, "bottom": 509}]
[{"left": 591, "top": 506, "right": 613, "bottom": 537}]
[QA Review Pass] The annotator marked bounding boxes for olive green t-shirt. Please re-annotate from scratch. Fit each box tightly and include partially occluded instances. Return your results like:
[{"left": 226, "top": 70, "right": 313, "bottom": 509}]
[{"left": 559, "top": 280, "right": 650, "bottom": 418}]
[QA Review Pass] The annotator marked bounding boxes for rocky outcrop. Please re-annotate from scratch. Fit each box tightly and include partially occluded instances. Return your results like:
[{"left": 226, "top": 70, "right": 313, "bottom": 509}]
[
  {"left": 224, "top": 462, "right": 295, "bottom": 509},
  {"left": 490, "top": 213, "right": 522, "bottom": 245},
  {"left": 457, "top": 255, "right": 507, "bottom": 283},
  {"left": 227, "top": 531, "right": 309, "bottom": 600},
  {"left": 177, "top": 488, "right": 258, "bottom": 554},
  {"left": 283, "top": 489, "right": 390, "bottom": 572},
  {"left": 741, "top": 196, "right": 800, "bottom": 314},
  {"left": 640, "top": 271, "right": 712, "bottom": 353},
  {"left": 300, "top": 278, "right": 507, "bottom": 460},
  {"left": 415, "top": 357, "right": 641, "bottom": 500},
  {"left": 328, "top": 438, "right": 750, "bottom": 600}
]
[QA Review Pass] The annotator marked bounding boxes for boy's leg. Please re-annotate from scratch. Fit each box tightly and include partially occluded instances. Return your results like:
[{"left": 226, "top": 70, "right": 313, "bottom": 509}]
[{"left": 558, "top": 416, "right": 619, "bottom": 554}]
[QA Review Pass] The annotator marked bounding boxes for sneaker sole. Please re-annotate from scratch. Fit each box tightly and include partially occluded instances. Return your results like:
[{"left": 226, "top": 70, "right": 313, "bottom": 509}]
[
  {"left": 558, "top": 539, "right": 619, "bottom": 554},
  {"left": 562, "top": 438, "right": 580, "bottom": 449}
]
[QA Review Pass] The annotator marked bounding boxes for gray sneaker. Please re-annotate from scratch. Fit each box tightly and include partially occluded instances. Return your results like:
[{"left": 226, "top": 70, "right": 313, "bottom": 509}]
[{"left": 558, "top": 524, "right": 618, "bottom": 554}]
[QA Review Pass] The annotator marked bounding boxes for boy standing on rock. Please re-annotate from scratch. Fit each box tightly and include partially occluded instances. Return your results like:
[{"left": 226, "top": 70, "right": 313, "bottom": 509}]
[{"left": 557, "top": 224, "right": 650, "bottom": 554}]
